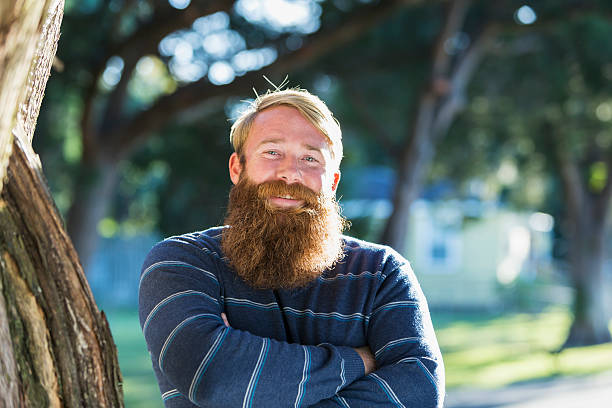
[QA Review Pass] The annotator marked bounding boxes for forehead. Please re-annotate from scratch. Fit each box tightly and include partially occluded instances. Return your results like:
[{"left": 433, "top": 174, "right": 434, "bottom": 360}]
[{"left": 246, "top": 105, "right": 331, "bottom": 151}]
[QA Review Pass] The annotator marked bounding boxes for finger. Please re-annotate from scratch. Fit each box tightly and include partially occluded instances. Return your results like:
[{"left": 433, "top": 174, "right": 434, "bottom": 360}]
[{"left": 221, "top": 313, "right": 229, "bottom": 327}]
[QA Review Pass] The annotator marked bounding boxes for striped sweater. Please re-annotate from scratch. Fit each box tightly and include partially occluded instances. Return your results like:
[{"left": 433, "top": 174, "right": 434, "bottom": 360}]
[{"left": 139, "top": 227, "right": 445, "bottom": 407}]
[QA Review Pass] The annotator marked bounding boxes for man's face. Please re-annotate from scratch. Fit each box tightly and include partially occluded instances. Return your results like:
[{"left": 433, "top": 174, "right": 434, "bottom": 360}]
[
  {"left": 223, "top": 105, "right": 346, "bottom": 289},
  {"left": 229, "top": 105, "right": 340, "bottom": 205}
]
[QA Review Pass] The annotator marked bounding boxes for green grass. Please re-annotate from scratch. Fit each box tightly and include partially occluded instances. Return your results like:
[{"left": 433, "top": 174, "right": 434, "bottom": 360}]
[
  {"left": 433, "top": 307, "right": 612, "bottom": 389},
  {"left": 106, "top": 310, "right": 163, "bottom": 408},
  {"left": 106, "top": 307, "right": 612, "bottom": 406}
]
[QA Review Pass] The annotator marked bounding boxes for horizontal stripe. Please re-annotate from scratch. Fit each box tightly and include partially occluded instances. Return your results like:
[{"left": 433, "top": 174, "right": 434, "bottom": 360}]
[
  {"left": 167, "top": 235, "right": 225, "bottom": 252},
  {"left": 375, "top": 337, "right": 419, "bottom": 358},
  {"left": 165, "top": 237, "right": 225, "bottom": 258},
  {"left": 225, "top": 298, "right": 279, "bottom": 310},
  {"left": 283, "top": 307, "right": 367, "bottom": 322},
  {"left": 318, "top": 271, "right": 382, "bottom": 282},
  {"left": 143, "top": 290, "right": 218, "bottom": 333},
  {"left": 371, "top": 301, "right": 418, "bottom": 316},
  {"left": 162, "top": 389, "right": 180, "bottom": 399},
  {"left": 225, "top": 298, "right": 368, "bottom": 322},
  {"left": 140, "top": 260, "right": 219, "bottom": 289},
  {"left": 166, "top": 235, "right": 200, "bottom": 244},
  {"left": 166, "top": 234, "right": 211, "bottom": 242}
]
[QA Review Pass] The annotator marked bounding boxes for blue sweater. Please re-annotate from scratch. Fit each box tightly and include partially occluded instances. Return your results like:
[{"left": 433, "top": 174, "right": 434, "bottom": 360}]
[{"left": 139, "top": 227, "right": 445, "bottom": 407}]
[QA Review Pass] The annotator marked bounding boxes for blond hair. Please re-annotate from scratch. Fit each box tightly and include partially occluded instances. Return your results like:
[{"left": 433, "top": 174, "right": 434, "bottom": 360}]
[{"left": 230, "top": 88, "right": 343, "bottom": 168}]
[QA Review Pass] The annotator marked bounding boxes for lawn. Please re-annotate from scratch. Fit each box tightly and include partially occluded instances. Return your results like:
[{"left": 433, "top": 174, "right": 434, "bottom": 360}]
[
  {"left": 106, "top": 310, "right": 164, "bottom": 408},
  {"left": 106, "top": 307, "right": 612, "bottom": 406},
  {"left": 433, "top": 307, "right": 612, "bottom": 389}
]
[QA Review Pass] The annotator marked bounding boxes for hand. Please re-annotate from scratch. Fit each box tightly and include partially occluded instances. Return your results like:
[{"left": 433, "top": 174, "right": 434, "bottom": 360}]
[
  {"left": 354, "top": 346, "right": 376, "bottom": 375},
  {"left": 221, "top": 313, "right": 229, "bottom": 327}
]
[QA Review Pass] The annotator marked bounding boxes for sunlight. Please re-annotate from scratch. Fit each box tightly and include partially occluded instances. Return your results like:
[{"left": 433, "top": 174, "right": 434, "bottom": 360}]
[
  {"left": 235, "top": 0, "right": 322, "bottom": 33},
  {"left": 497, "top": 160, "right": 518, "bottom": 185},
  {"left": 232, "top": 47, "right": 277, "bottom": 75},
  {"left": 514, "top": 5, "right": 537, "bottom": 25},
  {"left": 158, "top": 1, "right": 319, "bottom": 85},
  {"left": 168, "top": 0, "right": 190, "bottom": 10},
  {"left": 135, "top": 56, "right": 155, "bottom": 76},
  {"left": 497, "top": 225, "right": 531, "bottom": 284},
  {"left": 130, "top": 56, "right": 178, "bottom": 101},
  {"left": 173, "top": 40, "right": 193, "bottom": 63},
  {"left": 225, "top": 98, "right": 254, "bottom": 122},
  {"left": 169, "top": 59, "right": 207, "bottom": 83},
  {"left": 595, "top": 102, "right": 612, "bottom": 122},
  {"left": 208, "top": 61, "right": 235, "bottom": 85},
  {"left": 193, "top": 12, "right": 230, "bottom": 36},
  {"left": 202, "top": 30, "right": 246, "bottom": 59},
  {"left": 313, "top": 74, "right": 332, "bottom": 93},
  {"left": 101, "top": 56, "right": 124, "bottom": 89},
  {"left": 529, "top": 212, "right": 554, "bottom": 233}
]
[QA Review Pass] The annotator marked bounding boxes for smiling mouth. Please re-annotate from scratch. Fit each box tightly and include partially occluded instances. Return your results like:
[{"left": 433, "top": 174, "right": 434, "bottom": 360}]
[{"left": 268, "top": 195, "right": 305, "bottom": 208}]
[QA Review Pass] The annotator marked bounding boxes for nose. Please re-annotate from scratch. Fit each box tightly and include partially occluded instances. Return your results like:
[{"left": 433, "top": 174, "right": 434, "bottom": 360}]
[{"left": 275, "top": 155, "right": 301, "bottom": 184}]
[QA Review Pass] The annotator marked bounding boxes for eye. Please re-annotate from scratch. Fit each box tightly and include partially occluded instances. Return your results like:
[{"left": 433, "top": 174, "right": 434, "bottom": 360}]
[
  {"left": 303, "top": 156, "right": 318, "bottom": 163},
  {"left": 264, "top": 150, "right": 280, "bottom": 156}
]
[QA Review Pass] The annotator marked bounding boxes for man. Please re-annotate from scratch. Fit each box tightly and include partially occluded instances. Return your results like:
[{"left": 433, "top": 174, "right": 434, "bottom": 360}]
[{"left": 139, "top": 88, "right": 445, "bottom": 407}]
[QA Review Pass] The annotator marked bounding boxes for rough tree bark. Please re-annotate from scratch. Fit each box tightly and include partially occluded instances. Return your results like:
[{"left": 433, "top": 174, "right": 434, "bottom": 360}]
[
  {"left": 380, "top": 0, "right": 494, "bottom": 250},
  {"left": 556, "top": 138, "right": 612, "bottom": 348},
  {"left": 0, "top": 1, "right": 123, "bottom": 406}
]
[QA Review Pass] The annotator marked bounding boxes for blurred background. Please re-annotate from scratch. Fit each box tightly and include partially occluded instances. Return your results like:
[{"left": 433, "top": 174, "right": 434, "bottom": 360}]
[{"left": 36, "top": 0, "right": 612, "bottom": 406}]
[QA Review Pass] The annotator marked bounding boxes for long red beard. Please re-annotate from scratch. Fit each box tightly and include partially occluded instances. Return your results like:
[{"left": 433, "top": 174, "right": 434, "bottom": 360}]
[{"left": 221, "top": 177, "right": 347, "bottom": 289}]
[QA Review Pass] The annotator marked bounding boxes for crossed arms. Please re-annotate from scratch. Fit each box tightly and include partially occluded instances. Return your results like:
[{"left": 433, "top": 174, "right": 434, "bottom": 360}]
[{"left": 139, "top": 238, "right": 445, "bottom": 407}]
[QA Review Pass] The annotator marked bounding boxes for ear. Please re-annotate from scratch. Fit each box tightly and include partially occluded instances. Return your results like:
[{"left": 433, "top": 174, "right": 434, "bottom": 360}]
[
  {"left": 229, "top": 152, "right": 242, "bottom": 185},
  {"left": 331, "top": 170, "right": 340, "bottom": 193}
]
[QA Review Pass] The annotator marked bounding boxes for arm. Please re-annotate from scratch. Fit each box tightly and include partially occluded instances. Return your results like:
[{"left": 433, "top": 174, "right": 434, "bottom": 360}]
[
  {"left": 138, "top": 238, "right": 365, "bottom": 407},
  {"left": 309, "top": 260, "right": 445, "bottom": 408}
]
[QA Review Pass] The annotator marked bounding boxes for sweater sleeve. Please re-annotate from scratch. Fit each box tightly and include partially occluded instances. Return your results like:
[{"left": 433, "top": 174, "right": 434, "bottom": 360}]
[
  {"left": 308, "top": 260, "right": 445, "bottom": 408},
  {"left": 138, "top": 238, "right": 365, "bottom": 408}
]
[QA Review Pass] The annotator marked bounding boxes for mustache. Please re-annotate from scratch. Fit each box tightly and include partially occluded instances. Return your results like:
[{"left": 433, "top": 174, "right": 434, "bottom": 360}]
[{"left": 256, "top": 180, "right": 321, "bottom": 211}]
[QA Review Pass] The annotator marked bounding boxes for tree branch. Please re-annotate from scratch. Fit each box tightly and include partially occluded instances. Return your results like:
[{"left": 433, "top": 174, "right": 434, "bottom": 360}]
[
  {"left": 110, "top": 0, "right": 234, "bottom": 69},
  {"left": 81, "top": 0, "right": 235, "bottom": 161},
  {"left": 401, "top": 0, "right": 473, "bottom": 159},
  {"left": 432, "top": 23, "right": 498, "bottom": 138},
  {"left": 431, "top": 0, "right": 472, "bottom": 80},
  {"left": 107, "top": 0, "right": 428, "bottom": 158}
]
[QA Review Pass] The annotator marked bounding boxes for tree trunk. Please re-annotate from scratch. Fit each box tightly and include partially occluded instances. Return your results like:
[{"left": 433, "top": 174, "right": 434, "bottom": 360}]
[
  {"left": 562, "top": 217, "right": 611, "bottom": 347},
  {"left": 0, "top": 1, "right": 124, "bottom": 406},
  {"left": 554, "top": 127, "right": 612, "bottom": 348},
  {"left": 380, "top": 0, "right": 477, "bottom": 250},
  {"left": 381, "top": 93, "right": 438, "bottom": 250}
]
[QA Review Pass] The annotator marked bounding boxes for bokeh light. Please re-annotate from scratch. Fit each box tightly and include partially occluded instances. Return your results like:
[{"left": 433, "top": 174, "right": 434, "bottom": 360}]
[
  {"left": 168, "top": 0, "right": 191, "bottom": 10},
  {"left": 514, "top": 5, "right": 537, "bottom": 25}
]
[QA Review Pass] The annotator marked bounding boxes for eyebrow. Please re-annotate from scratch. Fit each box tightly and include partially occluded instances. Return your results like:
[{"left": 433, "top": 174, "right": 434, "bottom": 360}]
[
  {"left": 258, "top": 138, "right": 283, "bottom": 146},
  {"left": 304, "top": 144, "right": 325, "bottom": 153},
  {"left": 257, "top": 138, "right": 326, "bottom": 153}
]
